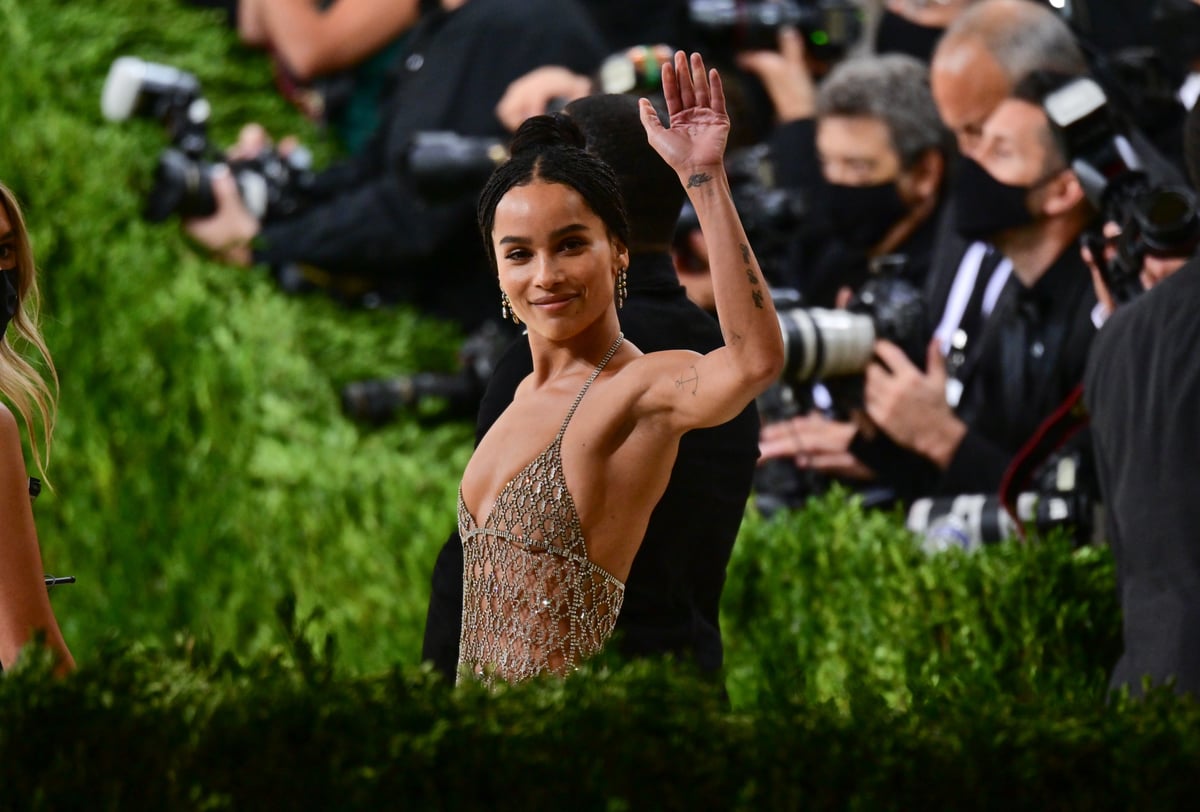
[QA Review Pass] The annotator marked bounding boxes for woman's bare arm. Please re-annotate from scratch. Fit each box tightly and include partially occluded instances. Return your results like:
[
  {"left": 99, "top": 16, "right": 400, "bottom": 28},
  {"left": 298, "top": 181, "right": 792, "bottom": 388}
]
[
  {"left": 637, "top": 52, "right": 785, "bottom": 430},
  {"left": 0, "top": 406, "right": 73, "bottom": 674},
  {"left": 239, "top": 0, "right": 420, "bottom": 82}
]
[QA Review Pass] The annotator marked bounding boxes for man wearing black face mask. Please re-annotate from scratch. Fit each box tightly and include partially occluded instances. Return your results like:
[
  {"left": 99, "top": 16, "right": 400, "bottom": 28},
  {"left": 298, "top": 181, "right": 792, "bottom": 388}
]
[
  {"left": 801, "top": 53, "right": 949, "bottom": 305},
  {"left": 862, "top": 76, "right": 1099, "bottom": 496},
  {"left": 741, "top": 51, "right": 950, "bottom": 305}
]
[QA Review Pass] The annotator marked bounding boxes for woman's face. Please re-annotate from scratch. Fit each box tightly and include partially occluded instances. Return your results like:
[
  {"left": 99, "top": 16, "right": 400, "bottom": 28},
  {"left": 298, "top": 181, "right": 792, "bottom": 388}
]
[{"left": 491, "top": 180, "right": 627, "bottom": 340}]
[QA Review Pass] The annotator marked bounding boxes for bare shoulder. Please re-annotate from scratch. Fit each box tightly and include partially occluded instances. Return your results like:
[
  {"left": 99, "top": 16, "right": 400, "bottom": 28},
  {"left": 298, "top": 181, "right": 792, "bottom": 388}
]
[
  {"left": 0, "top": 403, "right": 28, "bottom": 493},
  {"left": 0, "top": 402, "right": 20, "bottom": 448}
]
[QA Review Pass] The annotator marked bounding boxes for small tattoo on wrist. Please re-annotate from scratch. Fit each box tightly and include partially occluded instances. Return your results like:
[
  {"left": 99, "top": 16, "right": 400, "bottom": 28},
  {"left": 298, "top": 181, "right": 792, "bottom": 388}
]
[{"left": 686, "top": 172, "right": 713, "bottom": 188}]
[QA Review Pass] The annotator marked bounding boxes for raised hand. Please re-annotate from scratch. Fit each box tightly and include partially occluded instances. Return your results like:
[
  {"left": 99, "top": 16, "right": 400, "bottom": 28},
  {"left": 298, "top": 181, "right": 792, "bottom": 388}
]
[{"left": 639, "top": 51, "right": 730, "bottom": 177}]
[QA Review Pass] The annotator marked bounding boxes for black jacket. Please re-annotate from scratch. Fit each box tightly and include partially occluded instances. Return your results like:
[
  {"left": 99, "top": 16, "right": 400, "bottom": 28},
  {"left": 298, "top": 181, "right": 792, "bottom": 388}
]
[
  {"left": 1085, "top": 259, "right": 1200, "bottom": 697},
  {"left": 422, "top": 252, "right": 762, "bottom": 678},
  {"left": 942, "top": 242, "right": 1097, "bottom": 495}
]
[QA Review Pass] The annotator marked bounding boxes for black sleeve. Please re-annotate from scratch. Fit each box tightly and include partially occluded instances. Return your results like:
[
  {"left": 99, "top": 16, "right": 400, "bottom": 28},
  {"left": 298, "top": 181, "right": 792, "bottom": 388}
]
[
  {"left": 474, "top": 335, "right": 534, "bottom": 445},
  {"left": 937, "top": 427, "right": 1012, "bottom": 496},
  {"left": 767, "top": 118, "right": 822, "bottom": 192},
  {"left": 421, "top": 529, "right": 465, "bottom": 681},
  {"left": 253, "top": 174, "right": 470, "bottom": 279}
]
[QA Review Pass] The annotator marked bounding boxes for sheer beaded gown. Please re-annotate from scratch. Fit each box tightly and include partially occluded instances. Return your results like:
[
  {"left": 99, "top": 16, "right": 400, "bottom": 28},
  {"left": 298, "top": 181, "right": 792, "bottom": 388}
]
[{"left": 457, "top": 334, "right": 626, "bottom": 685}]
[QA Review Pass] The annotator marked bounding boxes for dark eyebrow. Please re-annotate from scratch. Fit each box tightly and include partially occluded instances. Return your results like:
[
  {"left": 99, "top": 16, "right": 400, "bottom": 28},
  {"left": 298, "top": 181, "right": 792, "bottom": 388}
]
[{"left": 497, "top": 223, "right": 590, "bottom": 246}]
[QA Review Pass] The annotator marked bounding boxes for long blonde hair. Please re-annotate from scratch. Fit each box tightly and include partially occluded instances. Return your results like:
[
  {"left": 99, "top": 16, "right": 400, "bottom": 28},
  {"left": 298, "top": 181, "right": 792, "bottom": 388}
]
[{"left": 0, "top": 183, "right": 57, "bottom": 481}]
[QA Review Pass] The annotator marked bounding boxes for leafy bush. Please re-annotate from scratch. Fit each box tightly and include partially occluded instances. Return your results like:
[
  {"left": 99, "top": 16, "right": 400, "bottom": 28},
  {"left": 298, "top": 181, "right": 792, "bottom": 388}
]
[{"left": 0, "top": 0, "right": 472, "bottom": 671}]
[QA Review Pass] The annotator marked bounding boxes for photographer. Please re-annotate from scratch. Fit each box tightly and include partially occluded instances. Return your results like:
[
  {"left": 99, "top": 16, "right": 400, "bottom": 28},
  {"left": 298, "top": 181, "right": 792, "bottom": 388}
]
[
  {"left": 865, "top": 72, "right": 1099, "bottom": 497},
  {"left": 183, "top": 0, "right": 607, "bottom": 328},
  {"left": 753, "top": 52, "right": 949, "bottom": 488},
  {"left": 1082, "top": 103, "right": 1200, "bottom": 698}
]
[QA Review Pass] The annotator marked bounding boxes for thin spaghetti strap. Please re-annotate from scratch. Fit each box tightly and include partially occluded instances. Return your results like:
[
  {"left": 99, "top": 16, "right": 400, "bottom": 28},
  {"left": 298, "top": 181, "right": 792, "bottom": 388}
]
[{"left": 554, "top": 332, "right": 624, "bottom": 443}]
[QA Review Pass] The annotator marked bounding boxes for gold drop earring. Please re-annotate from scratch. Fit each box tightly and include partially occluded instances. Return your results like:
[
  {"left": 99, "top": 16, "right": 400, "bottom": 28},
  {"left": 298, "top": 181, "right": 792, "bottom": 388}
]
[{"left": 500, "top": 290, "right": 520, "bottom": 324}]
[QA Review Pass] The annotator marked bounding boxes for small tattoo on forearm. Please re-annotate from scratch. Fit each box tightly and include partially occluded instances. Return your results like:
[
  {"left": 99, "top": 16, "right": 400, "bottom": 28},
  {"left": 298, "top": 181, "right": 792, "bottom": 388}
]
[
  {"left": 740, "top": 244, "right": 751, "bottom": 264},
  {"left": 752, "top": 290, "right": 764, "bottom": 309},
  {"left": 686, "top": 172, "right": 713, "bottom": 188},
  {"left": 745, "top": 268, "right": 759, "bottom": 285},
  {"left": 675, "top": 365, "right": 700, "bottom": 395}
]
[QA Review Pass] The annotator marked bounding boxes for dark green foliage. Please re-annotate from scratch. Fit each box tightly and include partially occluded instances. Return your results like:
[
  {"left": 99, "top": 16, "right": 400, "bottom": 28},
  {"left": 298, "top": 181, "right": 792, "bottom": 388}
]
[
  {"left": 0, "top": 0, "right": 472, "bottom": 672},
  {"left": 2, "top": 636, "right": 1200, "bottom": 811}
]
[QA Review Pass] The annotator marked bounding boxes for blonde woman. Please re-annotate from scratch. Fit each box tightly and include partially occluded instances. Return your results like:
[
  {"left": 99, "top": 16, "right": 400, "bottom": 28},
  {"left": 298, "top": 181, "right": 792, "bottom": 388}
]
[{"left": 0, "top": 183, "right": 74, "bottom": 674}]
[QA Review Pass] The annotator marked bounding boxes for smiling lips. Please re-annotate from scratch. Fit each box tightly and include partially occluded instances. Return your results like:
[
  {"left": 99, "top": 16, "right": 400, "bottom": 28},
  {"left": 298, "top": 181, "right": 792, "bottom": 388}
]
[{"left": 531, "top": 292, "right": 580, "bottom": 309}]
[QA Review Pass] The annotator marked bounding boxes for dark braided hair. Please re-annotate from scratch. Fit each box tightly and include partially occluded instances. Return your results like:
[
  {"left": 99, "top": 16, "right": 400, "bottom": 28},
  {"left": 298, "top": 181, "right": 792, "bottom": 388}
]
[{"left": 476, "top": 113, "right": 630, "bottom": 272}]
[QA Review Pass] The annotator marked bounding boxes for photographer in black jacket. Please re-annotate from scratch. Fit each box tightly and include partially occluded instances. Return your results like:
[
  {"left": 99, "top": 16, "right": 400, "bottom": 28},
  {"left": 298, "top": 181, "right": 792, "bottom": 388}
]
[
  {"left": 183, "top": 0, "right": 606, "bottom": 328},
  {"left": 1083, "top": 102, "right": 1200, "bottom": 698}
]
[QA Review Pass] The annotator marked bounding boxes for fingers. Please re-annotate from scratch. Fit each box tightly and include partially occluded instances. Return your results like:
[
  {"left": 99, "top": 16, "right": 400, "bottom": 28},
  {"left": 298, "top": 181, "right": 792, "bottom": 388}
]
[
  {"left": 871, "top": 339, "right": 911, "bottom": 373},
  {"left": 709, "top": 67, "right": 726, "bottom": 118},
  {"left": 675, "top": 50, "right": 696, "bottom": 111},
  {"left": 638, "top": 97, "right": 666, "bottom": 134},
  {"left": 777, "top": 25, "right": 806, "bottom": 65},
  {"left": 663, "top": 51, "right": 723, "bottom": 117},
  {"left": 690, "top": 52, "right": 709, "bottom": 110},
  {"left": 210, "top": 164, "right": 242, "bottom": 204},
  {"left": 924, "top": 338, "right": 947, "bottom": 384},
  {"left": 661, "top": 54, "right": 681, "bottom": 118}
]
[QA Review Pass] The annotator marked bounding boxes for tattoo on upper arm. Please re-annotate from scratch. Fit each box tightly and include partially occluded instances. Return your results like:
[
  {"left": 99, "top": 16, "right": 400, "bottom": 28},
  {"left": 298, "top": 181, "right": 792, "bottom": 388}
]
[
  {"left": 740, "top": 244, "right": 751, "bottom": 264},
  {"left": 752, "top": 289, "right": 764, "bottom": 309},
  {"left": 687, "top": 173, "right": 713, "bottom": 188},
  {"left": 675, "top": 365, "right": 699, "bottom": 395}
]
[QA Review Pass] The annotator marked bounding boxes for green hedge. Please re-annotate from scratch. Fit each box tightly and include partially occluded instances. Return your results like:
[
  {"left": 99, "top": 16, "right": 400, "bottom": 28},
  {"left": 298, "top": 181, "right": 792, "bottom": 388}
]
[{"left": 2, "top": 628, "right": 1199, "bottom": 811}]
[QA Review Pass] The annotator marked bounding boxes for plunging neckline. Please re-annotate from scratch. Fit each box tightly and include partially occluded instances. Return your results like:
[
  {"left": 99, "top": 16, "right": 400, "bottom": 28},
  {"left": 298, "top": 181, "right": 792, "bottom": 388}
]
[{"left": 459, "top": 332, "right": 625, "bottom": 534}]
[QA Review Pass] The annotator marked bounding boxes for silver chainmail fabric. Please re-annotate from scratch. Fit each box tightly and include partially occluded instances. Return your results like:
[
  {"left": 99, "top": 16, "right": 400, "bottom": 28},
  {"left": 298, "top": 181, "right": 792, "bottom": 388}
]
[{"left": 458, "top": 333, "right": 626, "bottom": 685}]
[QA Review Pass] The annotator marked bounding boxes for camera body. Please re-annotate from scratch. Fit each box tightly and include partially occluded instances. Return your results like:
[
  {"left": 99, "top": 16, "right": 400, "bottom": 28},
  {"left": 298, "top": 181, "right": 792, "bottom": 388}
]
[
  {"left": 907, "top": 450, "right": 1100, "bottom": 553},
  {"left": 688, "top": 0, "right": 863, "bottom": 59},
  {"left": 341, "top": 320, "right": 513, "bottom": 425},
  {"left": 403, "top": 132, "right": 510, "bottom": 203},
  {"left": 144, "top": 145, "right": 314, "bottom": 223},
  {"left": 1043, "top": 75, "right": 1200, "bottom": 304},
  {"left": 102, "top": 56, "right": 316, "bottom": 224}
]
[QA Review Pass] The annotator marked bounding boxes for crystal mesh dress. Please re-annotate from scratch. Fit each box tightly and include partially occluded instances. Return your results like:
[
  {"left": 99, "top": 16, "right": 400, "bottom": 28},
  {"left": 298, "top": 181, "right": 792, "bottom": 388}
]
[{"left": 458, "top": 334, "right": 626, "bottom": 685}]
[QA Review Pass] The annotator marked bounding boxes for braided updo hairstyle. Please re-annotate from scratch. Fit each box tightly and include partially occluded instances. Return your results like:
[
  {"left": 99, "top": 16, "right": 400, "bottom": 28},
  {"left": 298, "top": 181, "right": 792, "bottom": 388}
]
[{"left": 476, "top": 113, "right": 630, "bottom": 271}]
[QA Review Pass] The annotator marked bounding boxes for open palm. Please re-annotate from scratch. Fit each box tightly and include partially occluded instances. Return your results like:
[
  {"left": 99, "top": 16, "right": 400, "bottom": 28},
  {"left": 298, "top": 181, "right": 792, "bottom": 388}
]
[{"left": 640, "top": 51, "right": 729, "bottom": 174}]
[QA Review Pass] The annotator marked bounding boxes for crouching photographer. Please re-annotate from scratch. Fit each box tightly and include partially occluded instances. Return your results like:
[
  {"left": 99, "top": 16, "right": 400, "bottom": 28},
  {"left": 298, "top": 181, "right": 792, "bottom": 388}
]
[{"left": 1081, "top": 100, "right": 1200, "bottom": 698}]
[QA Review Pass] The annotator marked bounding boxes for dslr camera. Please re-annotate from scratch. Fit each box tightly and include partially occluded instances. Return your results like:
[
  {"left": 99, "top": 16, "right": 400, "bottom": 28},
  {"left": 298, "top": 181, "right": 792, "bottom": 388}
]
[
  {"left": 1043, "top": 75, "right": 1200, "bottom": 304},
  {"left": 102, "top": 56, "right": 315, "bottom": 223},
  {"left": 688, "top": 0, "right": 863, "bottom": 60},
  {"left": 340, "top": 320, "right": 513, "bottom": 425},
  {"left": 906, "top": 450, "right": 1101, "bottom": 553}
]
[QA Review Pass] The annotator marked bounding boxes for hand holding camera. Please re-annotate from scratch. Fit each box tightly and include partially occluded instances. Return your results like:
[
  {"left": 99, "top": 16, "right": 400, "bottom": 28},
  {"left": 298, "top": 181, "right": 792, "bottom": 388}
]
[{"left": 101, "top": 56, "right": 316, "bottom": 261}]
